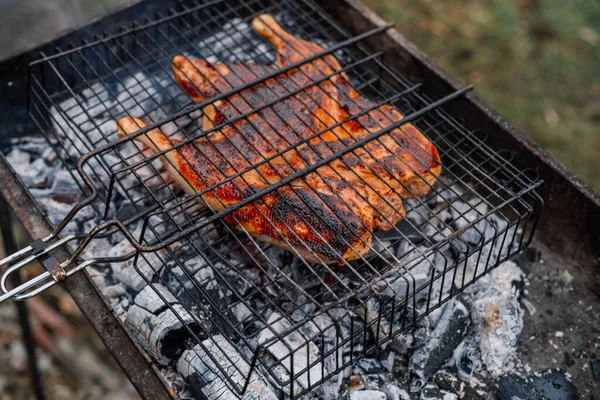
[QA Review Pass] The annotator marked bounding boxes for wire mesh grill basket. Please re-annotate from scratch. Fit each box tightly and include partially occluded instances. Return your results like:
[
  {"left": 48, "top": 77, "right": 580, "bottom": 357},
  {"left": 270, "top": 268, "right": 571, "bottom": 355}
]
[{"left": 1, "top": 0, "right": 543, "bottom": 397}]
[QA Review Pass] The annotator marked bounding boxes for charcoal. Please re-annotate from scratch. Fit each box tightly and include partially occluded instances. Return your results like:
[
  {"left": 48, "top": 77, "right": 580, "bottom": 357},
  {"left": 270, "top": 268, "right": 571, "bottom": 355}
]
[
  {"left": 356, "top": 296, "right": 394, "bottom": 348},
  {"left": 96, "top": 237, "right": 161, "bottom": 293},
  {"left": 188, "top": 266, "right": 236, "bottom": 338},
  {"left": 355, "top": 358, "right": 386, "bottom": 375},
  {"left": 161, "top": 256, "right": 208, "bottom": 299},
  {"left": 387, "top": 247, "right": 434, "bottom": 303},
  {"left": 471, "top": 261, "right": 524, "bottom": 376},
  {"left": 386, "top": 306, "right": 430, "bottom": 355},
  {"left": 417, "top": 213, "right": 454, "bottom": 244},
  {"left": 304, "top": 311, "right": 347, "bottom": 399},
  {"left": 409, "top": 299, "right": 469, "bottom": 391},
  {"left": 101, "top": 284, "right": 127, "bottom": 299},
  {"left": 177, "top": 336, "right": 277, "bottom": 400},
  {"left": 496, "top": 371, "right": 577, "bottom": 400},
  {"left": 348, "top": 389, "right": 387, "bottom": 400},
  {"left": 362, "top": 374, "right": 383, "bottom": 390},
  {"left": 419, "top": 384, "right": 458, "bottom": 400},
  {"left": 291, "top": 301, "right": 318, "bottom": 323},
  {"left": 449, "top": 342, "right": 478, "bottom": 381},
  {"left": 134, "top": 284, "right": 178, "bottom": 314},
  {"left": 257, "top": 312, "right": 323, "bottom": 396},
  {"left": 29, "top": 170, "right": 94, "bottom": 230},
  {"left": 380, "top": 351, "right": 395, "bottom": 373},
  {"left": 6, "top": 149, "right": 51, "bottom": 188},
  {"left": 198, "top": 18, "right": 274, "bottom": 65},
  {"left": 384, "top": 384, "right": 411, "bottom": 400},
  {"left": 110, "top": 300, "right": 127, "bottom": 322},
  {"left": 231, "top": 302, "right": 253, "bottom": 325},
  {"left": 212, "top": 261, "right": 254, "bottom": 296},
  {"left": 411, "top": 320, "right": 430, "bottom": 348},
  {"left": 592, "top": 359, "right": 600, "bottom": 384},
  {"left": 125, "top": 291, "right": 196, "bottom": 365},
  {"left": 320, "top": 368, "right": 345, "bottom": 400}
]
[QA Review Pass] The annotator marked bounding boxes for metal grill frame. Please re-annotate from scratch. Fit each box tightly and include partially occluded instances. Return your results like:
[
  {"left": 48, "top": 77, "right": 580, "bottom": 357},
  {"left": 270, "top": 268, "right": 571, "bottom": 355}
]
[{"left": 1, "top": 0, "right": 545, "bottom": 398}]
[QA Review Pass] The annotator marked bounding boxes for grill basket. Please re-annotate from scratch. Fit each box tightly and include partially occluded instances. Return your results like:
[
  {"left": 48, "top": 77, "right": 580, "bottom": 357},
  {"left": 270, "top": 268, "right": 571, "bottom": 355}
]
[{"left": 1, "top": 0, "right": 543, "bottom": 397}]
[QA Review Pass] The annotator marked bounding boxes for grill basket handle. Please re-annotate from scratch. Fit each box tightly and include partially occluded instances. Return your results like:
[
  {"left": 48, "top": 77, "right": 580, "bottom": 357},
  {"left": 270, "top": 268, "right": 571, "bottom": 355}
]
[{"left": 0, "top": 234, "right": 94, "bottom": 302}]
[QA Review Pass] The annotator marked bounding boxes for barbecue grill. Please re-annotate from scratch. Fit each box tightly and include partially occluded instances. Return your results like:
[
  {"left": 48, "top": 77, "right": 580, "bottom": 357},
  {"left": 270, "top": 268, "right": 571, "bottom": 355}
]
[{"left": 0, "top": 0, "right": 598, "bottom": 399}]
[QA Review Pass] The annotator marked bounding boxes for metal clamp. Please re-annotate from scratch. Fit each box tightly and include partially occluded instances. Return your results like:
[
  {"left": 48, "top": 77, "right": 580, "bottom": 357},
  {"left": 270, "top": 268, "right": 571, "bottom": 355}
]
[{"left": 0, "top": 234, "right": 95, "bottom": 302}]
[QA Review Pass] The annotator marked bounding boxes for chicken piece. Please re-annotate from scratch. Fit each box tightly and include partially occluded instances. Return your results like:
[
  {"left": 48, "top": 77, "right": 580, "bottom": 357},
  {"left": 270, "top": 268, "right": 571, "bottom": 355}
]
[
  {"left": 171, "top": 58, "right": 405, "bottom": 231},
  {"left": 117, "top": 14, "right": 442, "bottom": 264},
  {"left": 250, "top": 14, "right": 441, "bottom": 197},
  {"left": 117, "top": 116, "right": 376, "bottom": 264}
]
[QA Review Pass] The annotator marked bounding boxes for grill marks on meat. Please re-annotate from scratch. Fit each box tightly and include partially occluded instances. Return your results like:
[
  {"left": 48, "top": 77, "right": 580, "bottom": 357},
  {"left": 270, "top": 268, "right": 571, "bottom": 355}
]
[
  {"left": 117, "top": 117, "right": 369, "bottom": 263},
  {"left": 171, "top": 58, "right": 404, "bottom": 230},
  {"left": 116, "top": 14, "right": 441, "bottom": 264},
  {"left": 251, "top": 14, "right": 441, "bottom": 197}
]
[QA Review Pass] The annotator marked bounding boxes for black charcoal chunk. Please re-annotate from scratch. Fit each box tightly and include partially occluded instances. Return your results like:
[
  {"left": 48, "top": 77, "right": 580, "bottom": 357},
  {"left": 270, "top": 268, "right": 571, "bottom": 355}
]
[
  {"left": 591, "top": 359, "right": 600, "bottom": 385},
  {"left": 512, "top": 246, "right": 541, "bottom": 273},
  {"left": 409, "top": 299, "right": 469, "bottom": 391},
  {"left": 419, "top": 384, "right": 458, "bottom": 400},
  {"left": 449, "top": 342, "right": 478, "bottom": 381},
  {"left": 497, "top": 371, "right": 577, "bottom": 400}
]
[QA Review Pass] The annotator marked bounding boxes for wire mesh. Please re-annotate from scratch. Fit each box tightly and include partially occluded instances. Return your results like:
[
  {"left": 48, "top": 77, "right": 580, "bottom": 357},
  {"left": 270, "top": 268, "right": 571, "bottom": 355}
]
[{"left": 24, "top": 0, "right": 544, "bottom": 397}]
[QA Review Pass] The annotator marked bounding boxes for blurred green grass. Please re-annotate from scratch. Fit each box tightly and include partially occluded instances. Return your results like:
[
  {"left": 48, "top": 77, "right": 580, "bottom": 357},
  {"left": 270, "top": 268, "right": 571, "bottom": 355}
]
[{"left": 366, "top": 0, "right": 600, "bottom": 190}]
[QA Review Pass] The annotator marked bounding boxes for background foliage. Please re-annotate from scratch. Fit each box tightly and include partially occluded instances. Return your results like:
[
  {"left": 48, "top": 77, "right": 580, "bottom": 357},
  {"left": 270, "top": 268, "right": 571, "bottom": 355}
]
[{"left": 367, "top": 0, "right": 600, "bottom": 190}]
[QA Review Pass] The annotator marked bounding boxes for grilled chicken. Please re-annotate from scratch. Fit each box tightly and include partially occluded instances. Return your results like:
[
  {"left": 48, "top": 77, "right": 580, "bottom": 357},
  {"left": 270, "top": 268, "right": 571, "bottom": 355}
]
[
  {"left": 117, "top": 14, "right": 441, "bottom": 264},
  {"left": 249, "top": 14, "right": 441, "bottom": 197},
  {"left": 117, "top": 116, "right": 374, "bottom": 264}
]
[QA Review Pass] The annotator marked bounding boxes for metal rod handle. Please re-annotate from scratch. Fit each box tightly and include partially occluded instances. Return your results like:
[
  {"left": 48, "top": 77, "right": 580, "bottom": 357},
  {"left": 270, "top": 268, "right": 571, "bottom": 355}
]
[{"left": 0, "top": 235, "right": 93, "bottom": 302}]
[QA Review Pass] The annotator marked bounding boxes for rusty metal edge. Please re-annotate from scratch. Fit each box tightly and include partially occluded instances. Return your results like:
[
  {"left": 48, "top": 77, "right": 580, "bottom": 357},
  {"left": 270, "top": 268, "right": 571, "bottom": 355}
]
[
  {"left": 320, "top": 0, "right": 600, "bottom": 266},
  {"left": 0, "top": 151, "right": 175, "bottom": 400}
]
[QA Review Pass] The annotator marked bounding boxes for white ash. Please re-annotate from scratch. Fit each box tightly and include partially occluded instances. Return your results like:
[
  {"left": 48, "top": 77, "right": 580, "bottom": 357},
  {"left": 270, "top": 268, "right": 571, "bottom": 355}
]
[
  {"left": 385, "top": 384, "right": 411, "bottom": 400},
  {"left": 448, "top": 342, "right": 480, "bottom": 381},
  {"left": 5, "top": 149, "right": 52, "bottom": 188},
  {"left": 178, "top": 336, "right": 277, "bottom": 400},
  {"left": 134, "top": 284, "right": 179, "bottom": 313},
  {"left": 349, "top": 389, "right": 387, "bottom": 400},
  {"left": 469, "top": 261, "right": 524, "bottom": 377},
  {"left": 125, "top": 302, "right": 195, "bottom": 366},
  {"left": 101, "top": 283, "right": 127, "bottom": 299},
  {"left": 257, "top": 312, "right": 324, "bottom": 396}
]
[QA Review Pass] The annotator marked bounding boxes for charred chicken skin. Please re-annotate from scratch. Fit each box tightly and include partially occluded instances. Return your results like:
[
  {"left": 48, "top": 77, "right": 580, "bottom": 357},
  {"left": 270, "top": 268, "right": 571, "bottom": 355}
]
[{"left": 117, "top": 14, "right": 441, "bottom": 264}]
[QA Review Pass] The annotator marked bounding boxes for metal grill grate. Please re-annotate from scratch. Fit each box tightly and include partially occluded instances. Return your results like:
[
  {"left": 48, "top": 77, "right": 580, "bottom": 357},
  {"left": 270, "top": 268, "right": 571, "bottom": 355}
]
[{"left": 2, "top": 0, "right": 543, "bottom": 397}]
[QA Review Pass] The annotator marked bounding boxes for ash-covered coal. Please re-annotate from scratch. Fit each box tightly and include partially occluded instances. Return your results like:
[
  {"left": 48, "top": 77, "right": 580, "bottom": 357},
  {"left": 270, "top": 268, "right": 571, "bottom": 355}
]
[
  {"left": 4, "top": 133, "right": 535, "bottom": 399},
  {"left": 2, "top": 9, "right": 540, "bottom": 400},
  {"left": 409, "top": 299, "right": 469, "bottom": 391}
]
